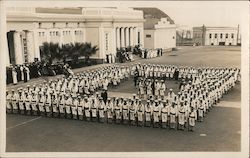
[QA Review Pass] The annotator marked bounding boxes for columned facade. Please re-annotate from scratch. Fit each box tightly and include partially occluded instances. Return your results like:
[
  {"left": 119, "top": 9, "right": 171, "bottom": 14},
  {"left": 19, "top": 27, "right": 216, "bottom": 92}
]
[
  {"left": 6, "top": 7, "right": 144, "bottom": 65},
  {"left": 114, "top": 26, "right": 142, "bottom": 49}
]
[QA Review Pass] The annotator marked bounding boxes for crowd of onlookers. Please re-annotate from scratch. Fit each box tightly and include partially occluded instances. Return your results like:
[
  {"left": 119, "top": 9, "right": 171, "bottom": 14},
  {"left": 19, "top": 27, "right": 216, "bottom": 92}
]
[{"left": 6, "top": 61, "right": 73, "bottom": 85}]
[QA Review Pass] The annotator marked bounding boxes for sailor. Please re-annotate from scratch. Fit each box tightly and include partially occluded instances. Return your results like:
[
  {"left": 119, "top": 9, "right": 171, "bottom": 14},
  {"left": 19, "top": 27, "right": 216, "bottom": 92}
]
[
  {"left": 159, "top": 80, "right": 166, "bottom": 97},
  {"left": 19, "top": 89, "right": 26, "bottom": 115},
  {"left": 84, "top": 96, "right": 91, "bottom": 121},
  {"left": 45, "top": 93, "right": 52, "bottom": 117},
  {"left": 98, "top": 97, "right": 106, "bottom": 123},
  {"left": 65, "top": 95, "right": 72, "bottom": 119},
  {"left": 122, "top": 99, "right": 129, "bottom": 125},
  {"left": 188, "top": 107, "right": 196, "bottom": 132},
  {"left": 25, "top": 91, "right": 31, "bottom": 115},
  {"left": 52, "top": 94, "right": 59, "bottom": 118},
  {"left": 198, "top": 99, "right": 204, "bottom": 122},
  {"left": 129, "top": 99, "right": 137, "bottom": 126},
  {"left": 169, "top": 102, "right": 177, "bottom": 130},
  {"left": 78, "top": 96, "right": 84, "bottom": 120},
  {"left": 161, "top": 100, "right": 169, "bottom": 129},
  {"left": 90, "top": 97, "right": 98, "bottom": 122},
  {"left": 178, "top": 101, "right": 185, "bottom": 130},
  {"left": 137, "top": 99, "right": 144, "bottom": 127},
  {"left": 114, "top": 98, "right": 122, "bottom": 124},
  {"left": 71, "top": 96, "right": 79, "bottom": 120},
  {"left": 12, "top": 90, "right": 19, "bottom": 114},
  {"left": 38, "top": 92, "right": 46, "bottom": 116},
  {"left": 31, "top": 92, "right": 38, "bottom": 116},
  {"left": 59, "top": 95, "right": 66, "bottom": 118},
  {"left": 145, "top": 100, "right": 152, "bottom": 127},
  {"left": 153, "top": 100, "right": 160, "bottom": 128},
  {"left": 106, "top": 98, "right": 113, "bottom": 123},
  {"left": 6, "top": 90, "right": 13, "bottom": 114}
]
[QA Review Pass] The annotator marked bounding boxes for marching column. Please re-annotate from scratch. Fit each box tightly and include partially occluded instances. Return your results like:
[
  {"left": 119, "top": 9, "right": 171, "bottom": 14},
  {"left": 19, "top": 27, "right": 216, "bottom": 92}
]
[
  {"left": 116, "top": 27, "right": 120, "bottom": 49},
  {"left": 13, "top": 31, "right": 24, "bottom": 65},
  {"left": 120, "top": 27, "right": 125, "bottom": 48}
]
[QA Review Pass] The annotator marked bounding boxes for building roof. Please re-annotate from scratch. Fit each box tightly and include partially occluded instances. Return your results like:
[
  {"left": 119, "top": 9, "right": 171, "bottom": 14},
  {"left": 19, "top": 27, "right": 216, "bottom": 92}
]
[
  {"left": 36, "top": 7, "right": 82, "bottom": 14},
  {"left": 133, "top": 8, "right": 174, "bottom": 29}
]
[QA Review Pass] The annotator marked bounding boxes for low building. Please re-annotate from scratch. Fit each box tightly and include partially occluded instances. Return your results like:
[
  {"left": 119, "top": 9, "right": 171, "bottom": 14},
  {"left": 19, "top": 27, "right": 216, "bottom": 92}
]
[
  {"left": 193, "top": 25, "right": 241, "bottom": 46},
  {"left": 5, "top": 7, "right": 144, "bottom": 66},
  {"left": 135, "top": 8, "right": 176, "bottom": 51}
]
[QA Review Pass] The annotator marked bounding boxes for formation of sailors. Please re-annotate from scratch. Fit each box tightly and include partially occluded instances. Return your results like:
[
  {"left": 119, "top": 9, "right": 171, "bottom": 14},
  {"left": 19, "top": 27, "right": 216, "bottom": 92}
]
[{"left": 6, "top": 64, "right": 240, "bottom": 131}]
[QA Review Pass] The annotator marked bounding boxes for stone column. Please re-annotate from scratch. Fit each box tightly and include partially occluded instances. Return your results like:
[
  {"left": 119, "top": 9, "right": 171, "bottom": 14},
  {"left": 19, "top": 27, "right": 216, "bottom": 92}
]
[
  {"left": 33, "top": 30, "right": 40, "bottom": 61},
  {"left": 129, "top": 27, "right": 134, "bottom": 47},
  {"left": 125, "top": 27, "right": 129, "bottom": 47},
  {"left": 13, "top": 31, "right": 24, "bottom": 65},
  {"left": 26, "top": 31, "right": 35, "bottom": 62},
  {"left": 116, "top": 27, "right": 120, "bottom": 49},
  {"left": 134, "top": 27, "right": 138, "bottom": 46},
  {"left": 72, "top": 29, "right": 76, "bottom": 44},
  {"left": 120, "top": 27, "right": 125, "bottom": 48}
]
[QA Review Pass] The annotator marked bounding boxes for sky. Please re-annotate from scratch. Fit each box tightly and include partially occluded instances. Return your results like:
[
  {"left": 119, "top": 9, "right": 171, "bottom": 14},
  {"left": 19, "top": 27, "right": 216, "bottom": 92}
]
[
  {"left": 5, "top": 1, "right": 248, "bottom": 29},
  {"left": 159, "top": 2, "right": 246, "bottom": 29}
]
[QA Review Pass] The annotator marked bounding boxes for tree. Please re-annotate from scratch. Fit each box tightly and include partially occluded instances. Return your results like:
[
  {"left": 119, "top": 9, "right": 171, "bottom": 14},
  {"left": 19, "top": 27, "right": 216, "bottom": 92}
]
[
  {"left": 40, "top": 42, "right": 61, "bottom": 65},
  {"left": 80, "top": 42, "right": 99, "bottom": 64},
  {"left": 70, "top": 42, "right": 84, "bottom": 64},
  {"left": 60, "top": 44, "right": 73, "bottom": 63}
]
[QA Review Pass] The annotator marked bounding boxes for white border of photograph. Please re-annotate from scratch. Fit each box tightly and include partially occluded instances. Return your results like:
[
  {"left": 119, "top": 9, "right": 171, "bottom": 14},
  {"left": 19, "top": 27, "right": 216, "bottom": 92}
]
[{"left": 0, "top": 1, "right": 249, "bottom": 158}]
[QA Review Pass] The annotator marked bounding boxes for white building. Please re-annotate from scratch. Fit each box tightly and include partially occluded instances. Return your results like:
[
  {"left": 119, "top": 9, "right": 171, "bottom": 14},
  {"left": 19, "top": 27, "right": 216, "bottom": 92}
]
[
  {"left": 135, "top": 8, "right": 176, "bottom": 50},
  {"left": 193, "top": 25, "right": 241, "bottom": 46},
  {"left": 5, "top": 7, "right": 145, "bottom": 66}
]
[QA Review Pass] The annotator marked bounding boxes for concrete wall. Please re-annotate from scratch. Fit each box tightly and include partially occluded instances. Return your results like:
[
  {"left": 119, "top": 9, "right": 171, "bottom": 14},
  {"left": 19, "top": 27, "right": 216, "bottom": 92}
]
[
  {"left": 154, "top": 27, "right": 176, "bottom": 49},
  {"left": 85, "top": 27, "right": 100, "bottom": 58},
  {"left": 144, "top": 29, "right": 155, "bottom": 49}
]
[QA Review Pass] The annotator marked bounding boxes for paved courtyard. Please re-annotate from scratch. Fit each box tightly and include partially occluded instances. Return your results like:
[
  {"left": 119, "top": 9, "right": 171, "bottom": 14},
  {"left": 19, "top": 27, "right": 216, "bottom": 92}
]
[{"left": 5, "top": 46, "right": 241, "bottom": 152}]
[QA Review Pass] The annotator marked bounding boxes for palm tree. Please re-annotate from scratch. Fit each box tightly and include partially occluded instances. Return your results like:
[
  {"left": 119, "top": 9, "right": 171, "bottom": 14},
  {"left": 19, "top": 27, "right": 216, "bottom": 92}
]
[
  {"left": 70, "top": 42, "right": 84, "bottom": 64},
  {"left": 60, "top": 44, "right": 72, "bottom": 63},
  {"left": 80, "top": 42, "right": 99, "bottom": 64},
  {"left": 40, "top": 42, "right": 61, "bottom": 65}
]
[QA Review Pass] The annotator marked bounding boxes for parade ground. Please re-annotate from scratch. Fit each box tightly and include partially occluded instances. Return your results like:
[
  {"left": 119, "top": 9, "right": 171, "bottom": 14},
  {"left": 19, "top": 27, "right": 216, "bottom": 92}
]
[{"left": 6, "top": 46, "right": 241, "bottom": 152}]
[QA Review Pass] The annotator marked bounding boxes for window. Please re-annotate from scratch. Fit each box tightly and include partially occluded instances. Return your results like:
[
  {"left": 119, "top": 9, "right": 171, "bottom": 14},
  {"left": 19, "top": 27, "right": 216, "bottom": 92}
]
[
  {"left": 209, "top": 34, "right": 212, "bottom": 39},
  {"left": 214, "top": 33, "right": 217, "bottom": 38},
  {"left": 66, "top": 22, "right": 68, "bottom": 27},
  {"left": 53, "top": 22, "right": 56, "bottom": 28},
  {"left": 22, "top": 38, "right": 28, "bottom": 63},
  {"left": 105, "top": 33, "right": 108, "bottom": 51},
  {"left": 77, "top": 22, "right": 80, "bottom": 27},
  {"left": 226, "top": 33, "right": 228, "bottom": 38},
  {"left": 231, "top": 33, "right": 234, "bottom": 39},
  {"left": 146, "top": 34, "right": 151, "bottom": 38},
  {"left": 39, "top": 32, "right": 41, "bottom": 37},
  {"left": 220, "top": 33, "right": 223, "bottom": 39},
  {"left": 38, "top": 22, "right": 42, "bottom": 28},
  {"left": 56, "top": 31, "right": 59, "bottom": 36},
  {"left": 173, "top": 36, "right": 175, "bottom": 39}
]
